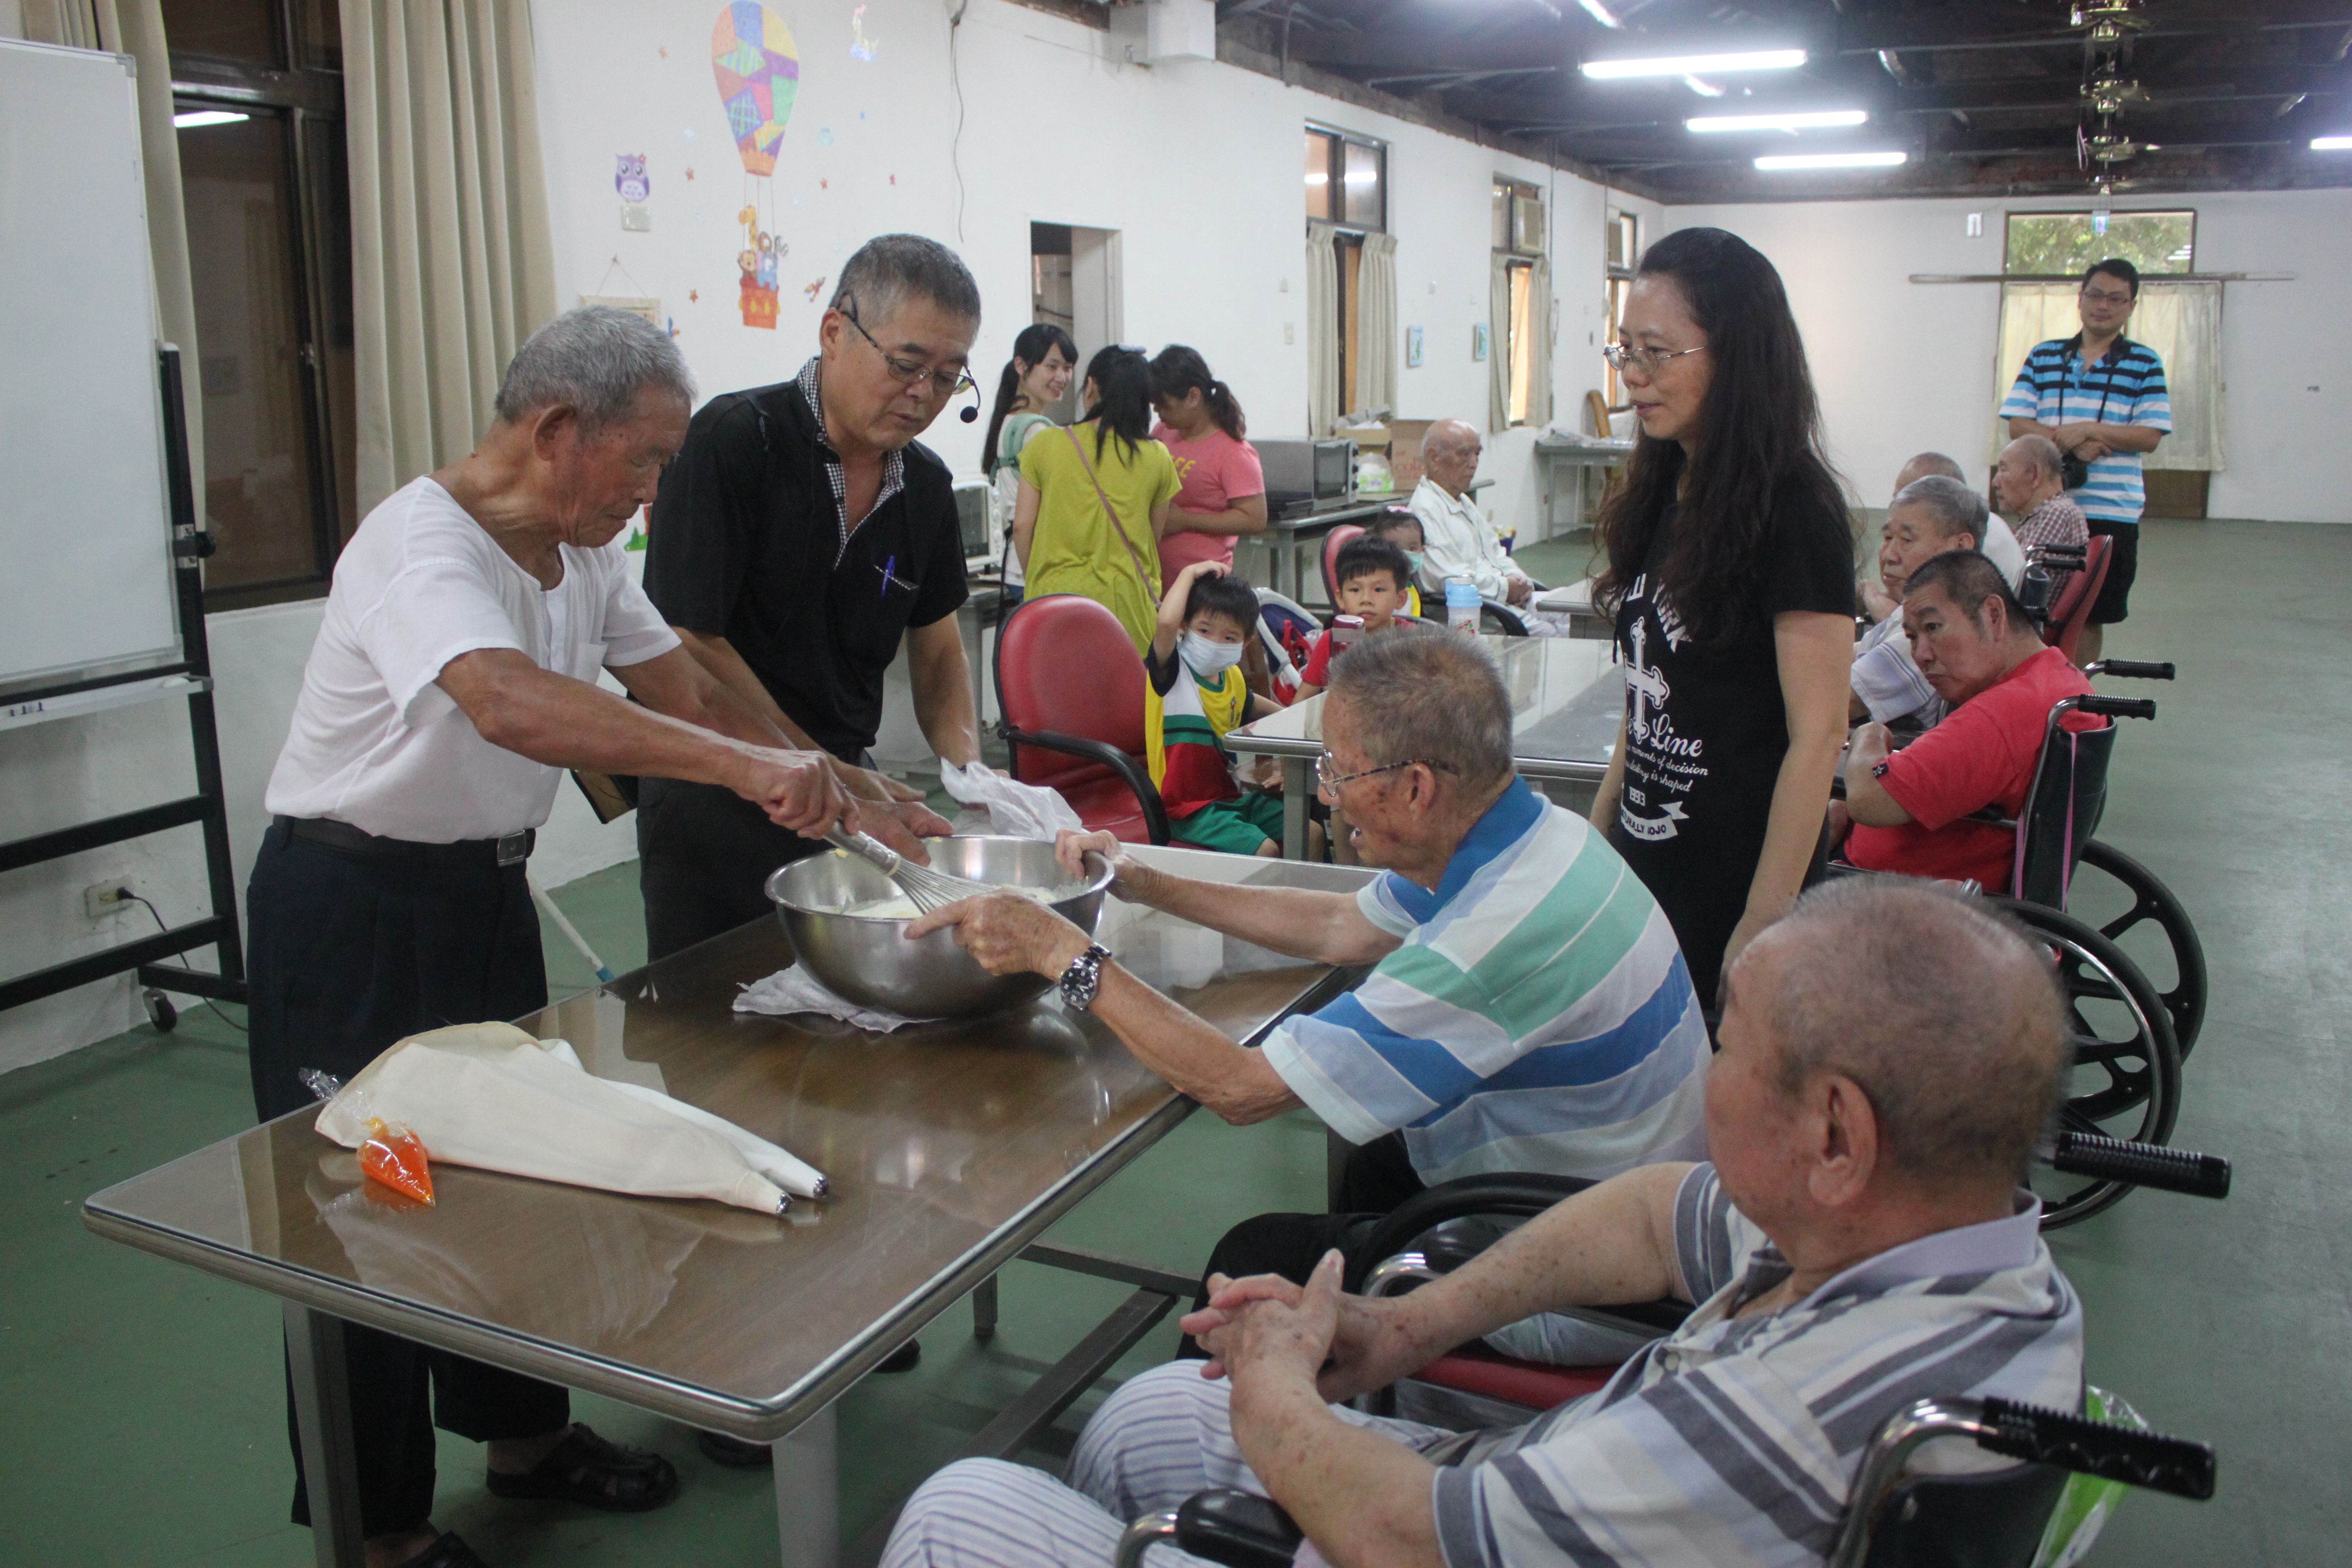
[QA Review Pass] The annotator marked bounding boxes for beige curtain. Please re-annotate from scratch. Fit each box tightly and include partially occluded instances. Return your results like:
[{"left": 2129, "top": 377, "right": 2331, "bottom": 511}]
[
  {"left": 1305, "top": 221, "right": 1340, "bottom": 438},
  {"left": 22, "top": 0, "right": 206, "bottom": 506},
  {"left": 343, "top": 0, "right": 557, "bottom": 513},
  {"left": 1529, "top": 257, "right": 1554, "bottom": 428},
  {"left": 1355, "top": 231, "right": 1397, "bottom": 421},
  {"left": 1487, "top": 252, "right": 1512, "bottom": 433},
  {"left": 1992, "top": 280, "right": 2223, "bottom": 472}
]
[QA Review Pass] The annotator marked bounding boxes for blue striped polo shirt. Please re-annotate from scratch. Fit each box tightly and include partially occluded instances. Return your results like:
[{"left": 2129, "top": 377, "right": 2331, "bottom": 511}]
[
  {"left": 1260, "top": 776, "right": 1709, "bottom": 1185},
  {"left": 1999, "top": 336, "right": 2170, "bottom": 526}
]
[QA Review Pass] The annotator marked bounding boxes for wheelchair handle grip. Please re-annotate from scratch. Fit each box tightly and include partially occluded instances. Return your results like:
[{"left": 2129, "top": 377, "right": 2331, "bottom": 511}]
[
  {"left": 1176, "top": 1490, "right": 1304, "bottom": 1568},
  {"left": 2047, "top": 1131, "right": 2232, "bottom": 1199},
  {"left": 2096, "top": 659, "right": 2175, "bottom": 681},
  {"left": 1977, "top": 1398, "right": 2217, "bottom": 1500},
  {"left": 2075, "top": 695, "right": 2156, "bottom": 721}
]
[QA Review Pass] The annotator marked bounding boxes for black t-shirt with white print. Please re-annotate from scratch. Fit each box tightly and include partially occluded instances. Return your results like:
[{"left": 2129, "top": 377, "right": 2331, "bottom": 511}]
[{"left": 1609, "top": 494, "right": 1855, "bottom": 1003}]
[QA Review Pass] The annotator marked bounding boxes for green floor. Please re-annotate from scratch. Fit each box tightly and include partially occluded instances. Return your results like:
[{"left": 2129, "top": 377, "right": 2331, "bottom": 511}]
[{"left": 5, "top": 520, "right": 2346, "bottom": 1565}]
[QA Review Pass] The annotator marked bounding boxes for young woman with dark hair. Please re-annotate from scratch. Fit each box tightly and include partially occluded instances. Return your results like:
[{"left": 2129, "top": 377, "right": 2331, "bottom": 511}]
[
  {"left": 981, "top": 323, "right": 1077, "bottom": 602},
  {"left": 1013, "top": 345, "right": 1180, "bottom": 651},
  {"left": 1147, "top": 344, "right": 1267, "bottom": 577},
  {"left": 1586, "top": 226, "right": 1857, "bottom": 1004}
]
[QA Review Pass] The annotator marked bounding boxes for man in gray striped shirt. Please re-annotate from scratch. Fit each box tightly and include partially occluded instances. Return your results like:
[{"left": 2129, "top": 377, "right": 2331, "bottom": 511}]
[{"left": 884, "top": 879, "right": 2085, "bottom": 1568}]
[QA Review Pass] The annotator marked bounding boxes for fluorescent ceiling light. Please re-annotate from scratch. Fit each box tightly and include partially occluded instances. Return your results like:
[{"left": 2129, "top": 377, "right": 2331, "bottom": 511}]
[
  {"left": 1688, "top": 109, "right": 1868, "bottom": 133},
  {"left": 1755, "top": 150, "right": 1907, "bottom": 170},
  {"left": 1576, "top": 0, "right": 1620, "bottom": 25},
  {"left": 173, "top": 108, "right": 249, "bottom": 129},
  {"left": 1582, "top": 49, "right": 1806, "bottom": 80},
  {"left": 1682, "top": 76, "right": 1724, "bottom": 97},
  {"left": 2312, "top": 135, "right": 2352, "bottom": 150}
]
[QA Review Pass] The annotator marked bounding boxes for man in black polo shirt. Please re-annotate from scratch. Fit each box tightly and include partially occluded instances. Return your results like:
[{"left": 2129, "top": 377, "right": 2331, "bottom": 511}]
[{"left": 642, "top": 234, "right": 988, "bottom": 961}]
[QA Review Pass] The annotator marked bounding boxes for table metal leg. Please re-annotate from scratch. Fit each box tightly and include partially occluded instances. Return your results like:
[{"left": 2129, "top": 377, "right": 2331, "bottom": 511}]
[
  {"left": 1281, "top": 758, "right": 1310, "bottom": 860},
  {"left": 972, "top": 1272, "right": 999, "bottom": 1340},
  {"left": 284, "top": 1302, "right": 365, "bottom": 1568},
  {"left": 775, "top": 1400, "right": 841, "bottom": 1568}
]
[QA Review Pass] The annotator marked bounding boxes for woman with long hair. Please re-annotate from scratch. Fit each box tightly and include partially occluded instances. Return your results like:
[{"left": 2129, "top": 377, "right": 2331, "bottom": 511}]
[
  {"left": 981, "top": 324, "right": 1077, "bottom": 604},
  {"left": 1013, "top": 344, "right": 1180, "bottom": 651},
  {"left": 1147, "top": 345, "right": 1267, "bottom": 577},
  {"left": 1587, "top": 227, "right": 1856, "bottom": 1005}
]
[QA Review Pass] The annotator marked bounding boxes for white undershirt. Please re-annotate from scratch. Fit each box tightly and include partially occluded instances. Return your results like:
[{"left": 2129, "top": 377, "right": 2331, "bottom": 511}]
[{"left": 264, "top": 477, "right": 679, "bottom": 841}]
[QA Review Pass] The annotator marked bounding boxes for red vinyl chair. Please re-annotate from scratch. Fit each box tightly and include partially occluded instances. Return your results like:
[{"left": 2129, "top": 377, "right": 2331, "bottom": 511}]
[
  {"left": 2041, "top": 534, "right": 2112, "bottom": 663},
  {"left": 992, "top": 593, "right": 1171, "bottom": 845},
  {"left": 1318, "top": 524, "right": 1367, "bottom": 606}
]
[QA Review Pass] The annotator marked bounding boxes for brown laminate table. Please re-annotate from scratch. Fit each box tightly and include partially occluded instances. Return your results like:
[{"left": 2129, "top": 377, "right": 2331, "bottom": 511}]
[{"left": 84, "top": 846, "right": 1370, "bottom": 1568}]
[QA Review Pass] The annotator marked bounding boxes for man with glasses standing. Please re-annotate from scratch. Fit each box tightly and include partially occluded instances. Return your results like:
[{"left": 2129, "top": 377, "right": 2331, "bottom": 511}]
[
  {"left": 641, "top": 234, "right": 985, "bottom": 964},
  {"left": 908, "top": 631, "right": 1708, "bottom": 1363},
  {"left": 2000, "top": 258, "right": 2171, "bottom": 664}
]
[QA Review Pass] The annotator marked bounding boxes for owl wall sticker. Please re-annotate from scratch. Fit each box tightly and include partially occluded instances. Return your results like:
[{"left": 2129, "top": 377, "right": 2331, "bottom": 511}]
[{"left": 616, "top": 153, "right": 650, "bottom": 202}]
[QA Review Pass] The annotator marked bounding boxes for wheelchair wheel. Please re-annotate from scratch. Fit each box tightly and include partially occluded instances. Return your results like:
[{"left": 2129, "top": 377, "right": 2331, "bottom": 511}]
[
  {"left": 1991, "top": 900, "right": 2182, "bottom": 1229},
  {"left": 2067, "top": 840, "right": 2208, "bottom": 1061}
]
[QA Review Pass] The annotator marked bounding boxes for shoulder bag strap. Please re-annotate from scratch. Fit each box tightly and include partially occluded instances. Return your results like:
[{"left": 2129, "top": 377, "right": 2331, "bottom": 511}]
[{"left": 1064, "top": 424, "right": 1158, "bottom": 589}]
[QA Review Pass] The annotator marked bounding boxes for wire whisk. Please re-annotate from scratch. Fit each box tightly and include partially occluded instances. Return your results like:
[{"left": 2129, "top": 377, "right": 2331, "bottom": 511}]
[{"left": 824, "top": 828, "right": 998, "bottom": 913}]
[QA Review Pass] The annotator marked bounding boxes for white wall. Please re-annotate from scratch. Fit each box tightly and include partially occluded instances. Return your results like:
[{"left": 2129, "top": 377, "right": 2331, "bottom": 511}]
[{"left": 1661, "top": 189, "right": 2352, "bottom": 522}]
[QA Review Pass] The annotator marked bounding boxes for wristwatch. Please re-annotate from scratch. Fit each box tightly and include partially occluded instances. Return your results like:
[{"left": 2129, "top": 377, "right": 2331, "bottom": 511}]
[{"left": 1058, "top": 943, "right": 1113, "bottom": 1011}]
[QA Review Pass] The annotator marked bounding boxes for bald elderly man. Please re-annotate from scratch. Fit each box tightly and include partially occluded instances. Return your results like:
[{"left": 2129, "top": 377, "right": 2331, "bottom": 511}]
[
  {"left": 882, "top": 877, "right": 2083, "bottom": 1568},
  {"left": 1409, "top": 419, "right": 1535, "bottom": 609},
  {"left": 1993, "top": 434, "right": 2090, "bottom": 562}
]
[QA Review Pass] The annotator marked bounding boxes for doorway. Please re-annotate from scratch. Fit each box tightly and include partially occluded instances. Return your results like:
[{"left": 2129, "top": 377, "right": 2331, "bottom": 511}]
[{"left": 1029, "top": 221, "right": 1122, "bottom": 423}]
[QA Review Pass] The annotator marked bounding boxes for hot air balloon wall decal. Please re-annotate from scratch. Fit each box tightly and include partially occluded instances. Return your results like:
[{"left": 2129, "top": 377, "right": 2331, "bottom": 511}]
[{"left": 712, "top": 2, "right": 799, "bottom": 330}]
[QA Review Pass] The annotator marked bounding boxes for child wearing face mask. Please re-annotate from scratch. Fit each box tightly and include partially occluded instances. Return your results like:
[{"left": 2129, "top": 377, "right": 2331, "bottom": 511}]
[{"left": 1144, "top": 561, "right": 1288, "bottom": 856}]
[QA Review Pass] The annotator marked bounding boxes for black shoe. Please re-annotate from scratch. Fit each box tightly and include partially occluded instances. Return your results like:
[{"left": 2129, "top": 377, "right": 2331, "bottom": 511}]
[
  {"left": 696, "top": 1430, "right": 773, "bottom": 1469},
  {"left": 391, "top": 1532, "right": 492, "bottom": 1568}
]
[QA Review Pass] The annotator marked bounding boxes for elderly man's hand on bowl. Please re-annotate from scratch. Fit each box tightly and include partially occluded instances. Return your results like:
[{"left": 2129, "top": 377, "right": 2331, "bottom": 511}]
[
  {"left": 1053, "top": 829, "right": 1156, "bottom": 902},
  {"left": 905, "top": 887, "right": 1097, "bottom": 980}
]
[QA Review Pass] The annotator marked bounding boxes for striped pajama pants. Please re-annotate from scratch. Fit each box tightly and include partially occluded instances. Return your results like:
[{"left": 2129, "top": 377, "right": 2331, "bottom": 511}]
[{"left": 881, "top": 1362, "right": 1457, "bottom": 1568}]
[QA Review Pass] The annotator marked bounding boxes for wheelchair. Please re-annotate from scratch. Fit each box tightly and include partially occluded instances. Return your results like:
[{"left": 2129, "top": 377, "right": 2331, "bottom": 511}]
[{"left": 1119, "top": 1143, "right": 2225, "bottom": 1568}]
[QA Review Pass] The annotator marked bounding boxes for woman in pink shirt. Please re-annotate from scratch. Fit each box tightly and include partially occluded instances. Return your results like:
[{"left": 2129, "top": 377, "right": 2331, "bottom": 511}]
[{"left": 1148, "top": 345, "right": 1267, "bottom": 576}]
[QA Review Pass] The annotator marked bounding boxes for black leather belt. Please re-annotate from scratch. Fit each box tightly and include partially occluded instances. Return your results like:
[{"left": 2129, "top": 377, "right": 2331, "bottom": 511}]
[{"left": 278, "top": 816, "right": 535, "bottom": 867}]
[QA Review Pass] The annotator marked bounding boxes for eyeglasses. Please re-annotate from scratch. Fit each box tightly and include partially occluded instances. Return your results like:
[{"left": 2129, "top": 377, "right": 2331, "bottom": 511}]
[
  {"left": 1314, "top": 752, "right": 1452, "bottom": 798},
  {"left": 2079, "top": 287, "right": 2134, "bottom": 307},
  {"left": 1601, "top": 342, "right": 1707, "bottom": 378},
  {"left": 839, "top": 299, "right": 976, "bottom": 400}
]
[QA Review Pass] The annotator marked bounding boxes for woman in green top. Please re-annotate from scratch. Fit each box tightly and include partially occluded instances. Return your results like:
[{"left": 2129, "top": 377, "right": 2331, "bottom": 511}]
[
  {"left": 1014, "top": 345, "right": 1180, "bottom": 652},
  {"left": 982, "top": 323, "right": 1077, "bottom": 605}
]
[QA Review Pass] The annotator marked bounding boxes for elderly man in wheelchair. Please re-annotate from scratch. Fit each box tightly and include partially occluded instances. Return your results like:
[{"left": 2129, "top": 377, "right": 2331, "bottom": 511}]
[{"left": 879, "top": 879, "right": 2223, "bottom": 1568}]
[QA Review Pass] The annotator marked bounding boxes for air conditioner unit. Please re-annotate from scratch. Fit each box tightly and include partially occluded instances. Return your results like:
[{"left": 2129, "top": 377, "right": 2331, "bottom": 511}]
[
  {"left": 1109, "top": 0, "right": 1216, "bottom": 65},
  {"left": 1512, "top": 194, "right": 1547, "bottom": 255}
]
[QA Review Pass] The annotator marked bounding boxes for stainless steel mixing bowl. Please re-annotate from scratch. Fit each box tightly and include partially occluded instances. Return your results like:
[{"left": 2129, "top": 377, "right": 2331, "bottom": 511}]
[{"left": 764, "top": 835, "right": 1113, "bottom": 1019}]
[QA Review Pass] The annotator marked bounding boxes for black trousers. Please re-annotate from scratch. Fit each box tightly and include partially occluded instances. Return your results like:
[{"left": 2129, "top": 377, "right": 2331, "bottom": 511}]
[
  {"left": 1173, "top": 1132, "right": 1426, "bottom": 1360},
  {"left": 246, "top": 823, "right": 570, "bottom": 1535},
  {"left": 636, "top": 774, "right": 837, "bottom": 961}
]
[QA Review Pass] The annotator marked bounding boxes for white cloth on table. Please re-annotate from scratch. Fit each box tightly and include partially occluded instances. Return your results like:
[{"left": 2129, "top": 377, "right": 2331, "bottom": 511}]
[
  {"left": 315, "top": 1021, "right": 816, "bottom": 1213},
  {"left": 1407, "top": 476, "right": 1527, "bottom": 603},
  {"left": 735, "top": 962, "right": 927, "bottom": 1031},
  {"left": 265, "top": 476, "right": 679, "bottom": 841}
]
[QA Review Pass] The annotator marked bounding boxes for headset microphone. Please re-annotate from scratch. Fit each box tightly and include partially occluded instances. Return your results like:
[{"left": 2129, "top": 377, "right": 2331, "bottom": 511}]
[{"left": 960, "top": 403, "right": 979, "bottom": 423}]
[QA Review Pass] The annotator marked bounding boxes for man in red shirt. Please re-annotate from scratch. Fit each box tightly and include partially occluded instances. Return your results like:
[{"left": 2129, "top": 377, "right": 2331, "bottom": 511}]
[{"left": 1843, "top": 550, "right": 2099, "bottom": 892}]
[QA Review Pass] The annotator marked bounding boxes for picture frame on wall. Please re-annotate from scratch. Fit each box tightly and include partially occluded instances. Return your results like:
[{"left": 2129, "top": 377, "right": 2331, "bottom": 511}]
[
  {"left": 1471, "top": 323, "right": 1489, "bottom": 362},
  {"left": 1406, "top": 325, "right": 1423, "bottom": 367}
]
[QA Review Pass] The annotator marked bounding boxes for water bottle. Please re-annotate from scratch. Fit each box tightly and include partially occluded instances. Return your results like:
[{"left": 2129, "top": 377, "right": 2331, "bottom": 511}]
[{"left": 1445, "top": 576, "right": 1480, "bottom": 634}]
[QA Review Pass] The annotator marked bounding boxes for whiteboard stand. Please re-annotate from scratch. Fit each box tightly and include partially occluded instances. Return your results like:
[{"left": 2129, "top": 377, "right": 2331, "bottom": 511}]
[{"left": 0, "top": 347, "right": 247, "bottom": 1027}]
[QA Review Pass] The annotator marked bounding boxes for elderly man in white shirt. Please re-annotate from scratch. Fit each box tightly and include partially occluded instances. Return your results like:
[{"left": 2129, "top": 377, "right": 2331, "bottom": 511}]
[
  {"left": 1407, "top": 418, "right": 1535, "bottom": 610},
  {"left": 247, "top": 307, "right": 930, "bottom": 1568}
]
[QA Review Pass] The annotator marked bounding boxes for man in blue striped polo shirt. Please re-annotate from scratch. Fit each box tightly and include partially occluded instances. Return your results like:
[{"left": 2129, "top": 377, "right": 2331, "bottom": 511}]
[
  {"left": 2000, "top": 258, "right": 2170, "bottom": 664},
  {"left": 916, "top": 630, "right": 1708, "bottom": 1310}
]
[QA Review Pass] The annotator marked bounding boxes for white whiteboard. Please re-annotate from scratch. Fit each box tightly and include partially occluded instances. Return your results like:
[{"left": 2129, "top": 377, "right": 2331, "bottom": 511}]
[{"left": 0, "top": 39, "right": 181, "bottom": 692}]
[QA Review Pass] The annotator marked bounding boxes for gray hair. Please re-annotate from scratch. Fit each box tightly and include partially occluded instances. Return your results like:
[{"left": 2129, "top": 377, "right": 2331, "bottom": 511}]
[
  {"left": 1899, "top": 450, "right": 1966, "bottom": 483},
  {"left": 2005, "top": 433, "right": 2065, "bottom": 483},
  {"left": 830, "top": 233, "right": 982, "bottom": 328},
  {"left": 1892, "top": 473, "right": 1989, "bottom": 543},
  {"left": 1325, "top": 628, "right": 1513, "bottom": 790},
  {"left": 494, "top": 307, "right": 694, "bottom": 433},
  {"left": 1754, "top": 878, "right": 2066, "bottom": 1186}
]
